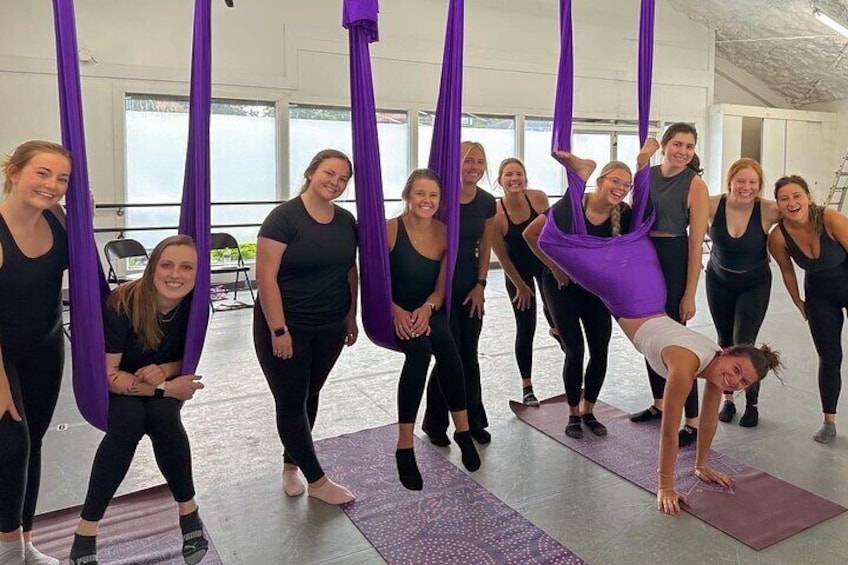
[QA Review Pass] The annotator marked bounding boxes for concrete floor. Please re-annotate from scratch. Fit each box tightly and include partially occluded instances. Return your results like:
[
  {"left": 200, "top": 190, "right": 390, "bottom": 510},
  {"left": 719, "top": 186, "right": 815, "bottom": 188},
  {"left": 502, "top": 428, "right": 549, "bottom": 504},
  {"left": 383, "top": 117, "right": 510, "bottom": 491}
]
[{"left": 39, "top": 265, "right": 848, "bottom": 564}]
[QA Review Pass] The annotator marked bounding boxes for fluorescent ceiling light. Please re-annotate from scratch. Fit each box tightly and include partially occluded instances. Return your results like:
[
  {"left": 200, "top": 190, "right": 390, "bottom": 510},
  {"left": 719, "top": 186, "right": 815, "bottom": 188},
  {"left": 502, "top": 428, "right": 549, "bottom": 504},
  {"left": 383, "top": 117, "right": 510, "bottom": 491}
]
[{"left": 814, "top": 8, "right": 848, "bottom": 39}]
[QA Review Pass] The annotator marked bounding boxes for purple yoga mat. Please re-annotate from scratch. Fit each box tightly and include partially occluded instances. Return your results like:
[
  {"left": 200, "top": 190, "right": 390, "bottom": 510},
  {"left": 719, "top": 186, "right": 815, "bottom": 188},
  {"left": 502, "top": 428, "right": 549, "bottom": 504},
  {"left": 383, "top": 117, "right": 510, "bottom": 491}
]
[
  {"left": 314, "top": 425, "right": 585, "bottom": 564},
  {"left": 510, "top": 395, "right": 846, "bottom": 550},
  {"left": 32, "top": 485, "right": 223, "bottom": 564}
]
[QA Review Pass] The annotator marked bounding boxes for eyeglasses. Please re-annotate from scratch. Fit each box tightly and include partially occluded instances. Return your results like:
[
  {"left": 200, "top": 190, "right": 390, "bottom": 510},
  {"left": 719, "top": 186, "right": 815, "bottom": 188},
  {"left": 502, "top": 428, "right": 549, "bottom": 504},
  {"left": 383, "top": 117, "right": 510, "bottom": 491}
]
[{"left": 602, "top": 177, "right": 632, "bottom": 190}]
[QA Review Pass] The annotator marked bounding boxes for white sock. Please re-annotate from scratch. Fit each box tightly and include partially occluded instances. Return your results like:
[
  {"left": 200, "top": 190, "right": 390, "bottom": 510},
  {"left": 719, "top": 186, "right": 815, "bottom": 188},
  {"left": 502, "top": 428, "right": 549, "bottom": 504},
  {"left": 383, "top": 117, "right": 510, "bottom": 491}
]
[
  {"left": 0, "top": 539, "right": 24, "bottom": 565},
  {"left": 24, "top": 543, "right": 58, "bottom": 565}
]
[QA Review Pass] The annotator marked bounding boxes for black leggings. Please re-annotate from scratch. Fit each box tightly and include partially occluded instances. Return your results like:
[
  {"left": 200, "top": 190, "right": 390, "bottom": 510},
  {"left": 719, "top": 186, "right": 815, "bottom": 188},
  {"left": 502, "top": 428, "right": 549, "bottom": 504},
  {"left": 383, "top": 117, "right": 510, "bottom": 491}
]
[
  {"left": 541, "top": 271, "right": 611, "bottom": 407},
  {"left": 253, "top": 302, "right": 346, "bottom": 483},
  {"left": 706, "top": 262, "right": 771, "bottom": 405},
  {"left": 80, "top": 395, "right": 195, "bottom": 521},
  {"left": 424, "top": 292, "right": 487, "bottom": 434},
  {"left": 804, "top": 263, "right": 848, "bottom": 415},
  {"left": 648, "top": 237, "right": 699, "bottom": 419},
  {"left": 0, "top": 325, "right": 64, "bottom": 533},
  {"left": 396, "top": 311, "right": 466, "bottom": 423},
  {"left": 505, "top": 271, "right": 554, "bottom": 382}
]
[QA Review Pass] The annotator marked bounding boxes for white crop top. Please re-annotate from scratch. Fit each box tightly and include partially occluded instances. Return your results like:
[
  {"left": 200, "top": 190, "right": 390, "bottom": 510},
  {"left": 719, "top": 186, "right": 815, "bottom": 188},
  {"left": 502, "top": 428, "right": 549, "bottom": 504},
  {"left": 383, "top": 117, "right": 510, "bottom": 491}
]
[{"left": 632, "top": 317, "right": 720, "bottom": 379}]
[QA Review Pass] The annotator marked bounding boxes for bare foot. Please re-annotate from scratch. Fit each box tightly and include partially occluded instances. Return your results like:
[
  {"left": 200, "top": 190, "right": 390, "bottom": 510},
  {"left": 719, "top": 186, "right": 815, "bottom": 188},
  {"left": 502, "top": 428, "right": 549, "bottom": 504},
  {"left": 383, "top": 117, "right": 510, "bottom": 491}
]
[
  {"left": 308, "top": 477, "right": 355, "bottom": 505},
  {"left": 554, "top": 151, "right": 596, "bottom": 182},
  {"left": 637, "top": 137, "right": 660, "bottom": 170},
  {"left": 282, "top": 464, "right": 306, "bottom": 497}
]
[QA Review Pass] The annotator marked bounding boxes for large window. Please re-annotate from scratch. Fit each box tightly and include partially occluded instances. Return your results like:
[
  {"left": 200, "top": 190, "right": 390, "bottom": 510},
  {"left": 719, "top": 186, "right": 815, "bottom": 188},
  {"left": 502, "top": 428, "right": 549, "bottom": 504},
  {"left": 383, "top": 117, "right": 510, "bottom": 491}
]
[
  {"left": 289, "top": 104, "right": 409, "bottom": 216},
  {"left": 124, "top": 95, "right": 277, "bottom": 249},
  {"left": 418, "top": 112, "right": 516, "bottom": 192}
]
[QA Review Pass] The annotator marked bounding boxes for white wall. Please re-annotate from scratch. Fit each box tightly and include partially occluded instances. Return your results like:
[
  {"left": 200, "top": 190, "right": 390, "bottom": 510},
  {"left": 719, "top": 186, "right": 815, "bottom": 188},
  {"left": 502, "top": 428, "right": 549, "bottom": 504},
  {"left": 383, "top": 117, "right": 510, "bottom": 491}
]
[{"left": 0, "top": 0, "right": 716, "bottom": 207}]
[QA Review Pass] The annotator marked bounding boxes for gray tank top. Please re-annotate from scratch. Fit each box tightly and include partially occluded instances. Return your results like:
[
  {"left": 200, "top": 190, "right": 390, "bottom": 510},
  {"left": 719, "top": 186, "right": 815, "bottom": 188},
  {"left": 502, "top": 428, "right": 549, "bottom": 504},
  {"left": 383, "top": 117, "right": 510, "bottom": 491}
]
[{"left": 650, "top": 165, "right": 697, "bottom": 235}]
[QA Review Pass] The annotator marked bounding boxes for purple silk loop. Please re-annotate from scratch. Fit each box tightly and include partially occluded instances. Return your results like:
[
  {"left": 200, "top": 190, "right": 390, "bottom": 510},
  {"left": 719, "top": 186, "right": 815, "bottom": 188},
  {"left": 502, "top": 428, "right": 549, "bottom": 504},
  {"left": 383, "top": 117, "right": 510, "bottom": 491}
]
[
  {"left": 344, "top": 0, "right": 397, "bottom": 350},
  {"left": 427, "top": 0, "right": 464, "bottom": 313},
  {"left": 178, "top": 0, "right": 213, "bottom": 373},
  {"left": 53, "top": 0, "right": 110, "bottom": 431},
  {"left": 539, "top": 0, "right": 665, "bottom": 318}
]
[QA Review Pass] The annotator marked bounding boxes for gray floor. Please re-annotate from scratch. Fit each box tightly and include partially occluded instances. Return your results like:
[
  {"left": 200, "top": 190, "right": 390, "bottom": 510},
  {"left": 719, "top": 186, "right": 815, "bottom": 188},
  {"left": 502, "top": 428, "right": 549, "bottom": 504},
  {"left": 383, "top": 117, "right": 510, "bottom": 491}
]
[{"left": 40, "top": 265, "right": 848, "bottom": 564}]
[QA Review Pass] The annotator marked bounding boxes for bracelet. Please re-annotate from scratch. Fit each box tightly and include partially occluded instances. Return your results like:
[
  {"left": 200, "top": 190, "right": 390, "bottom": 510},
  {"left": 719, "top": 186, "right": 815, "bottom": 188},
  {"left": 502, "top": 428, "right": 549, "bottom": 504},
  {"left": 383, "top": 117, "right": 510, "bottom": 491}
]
[
  {"left": 425, "top": 302, "right": 437, "bottom": 311},
  {"left": 656, "top": 468, "right": 673, "bottom": 479}
]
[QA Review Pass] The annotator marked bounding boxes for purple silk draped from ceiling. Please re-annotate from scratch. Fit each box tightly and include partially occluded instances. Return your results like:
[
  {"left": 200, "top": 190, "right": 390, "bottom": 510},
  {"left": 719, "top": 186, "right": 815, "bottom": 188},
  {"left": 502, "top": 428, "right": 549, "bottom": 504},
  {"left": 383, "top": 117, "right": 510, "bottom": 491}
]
[
  {"left": 427, "top": 0, "right": 464, "bottom": 312},
  {"left": 55, "top": 0, "right": 212, "bottom": 430},
  {"left": 343, "top": 0, "right": 463, "bottom": 348},
  {"left": 53, "top": 0, "right": 110, "bottom": 431},
  {"left": 177, "top": 0, "right": 213, "bottom": 372},
  {"left": 538, "top": 0, "right": 666, "bottom": 319},
  {"left": 343, "top": 0, "right": 396, "bottom": 350}
]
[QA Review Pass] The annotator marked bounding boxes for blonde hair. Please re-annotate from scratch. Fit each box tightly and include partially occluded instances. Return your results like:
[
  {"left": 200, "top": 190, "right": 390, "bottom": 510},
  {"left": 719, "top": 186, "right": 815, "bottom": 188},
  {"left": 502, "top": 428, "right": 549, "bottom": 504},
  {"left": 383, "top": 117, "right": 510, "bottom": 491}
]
[
  {"left": 107, "top": 235, "right": 196, "bottom": 350},
  {"left": 2, "top": 140, "right": 72, "bottom": 194},
  {"left": 726, "top": 158, "right": 764, "bottom": 195},
  {"left": 460, "top": 141, "right": 488, "bottom": 185},
  {"left": 497, "top": 158, "right": 527, "bottom": 188},
  {"left": 595, "top": 161, "right": 632, "bottom": 236}
]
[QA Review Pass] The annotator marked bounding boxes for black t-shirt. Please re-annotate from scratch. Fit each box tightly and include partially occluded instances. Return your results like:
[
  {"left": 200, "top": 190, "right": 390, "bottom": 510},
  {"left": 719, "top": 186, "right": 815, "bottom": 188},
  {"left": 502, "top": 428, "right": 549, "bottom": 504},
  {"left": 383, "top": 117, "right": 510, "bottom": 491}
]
[
  {"left": 550, "top": 196, "right": 632, "bottom": 237},
  {"left": 259, "top": 197, "right": 357, "bottom": 327},
  {"left": 455, "top": 188, "right": 497, "bottom": 294},
  {"left": 104, "top": 296, "right": 190, "bottom": 374}
]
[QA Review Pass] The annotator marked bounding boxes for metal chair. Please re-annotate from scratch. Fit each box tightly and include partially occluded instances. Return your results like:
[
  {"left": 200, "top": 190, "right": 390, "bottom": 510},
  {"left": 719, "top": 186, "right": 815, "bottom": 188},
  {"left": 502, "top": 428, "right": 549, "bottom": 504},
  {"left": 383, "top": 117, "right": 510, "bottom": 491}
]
[
  {"left": 210, "top": 232, "right": 255, "bottom": 310},
  {"left": 104, "top": 238, "right": 148, "bottom": 284}
]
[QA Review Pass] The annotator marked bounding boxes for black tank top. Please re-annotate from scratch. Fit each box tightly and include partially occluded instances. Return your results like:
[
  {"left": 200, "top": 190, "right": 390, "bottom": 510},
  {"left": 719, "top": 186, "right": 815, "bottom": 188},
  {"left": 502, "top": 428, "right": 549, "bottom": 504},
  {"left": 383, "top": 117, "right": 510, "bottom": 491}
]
[
  {"left": 778, "top": 221, "right": 848, "bottom": 273},
  {"left": 500, "top": 194, "right": 543, "bottom": 278},
  {"left": 0, "top": 210, "right": 68, "bottom": 343},
  {"left": 390, "top": 218, "right": 442, "bottom": 311},
  {"left": 709, "top": 195, "right": 768, "bottom": 271}
]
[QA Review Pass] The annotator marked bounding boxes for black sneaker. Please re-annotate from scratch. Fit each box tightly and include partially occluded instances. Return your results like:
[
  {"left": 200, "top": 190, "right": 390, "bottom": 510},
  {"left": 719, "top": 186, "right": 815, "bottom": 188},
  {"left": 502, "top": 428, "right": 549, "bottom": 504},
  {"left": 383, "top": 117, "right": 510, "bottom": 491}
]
[
  {"left": 678, "top": 425, "right": 698, "bottom": 447},
  {"left": 630, "top": 405, "right": 662, "bottom": 422},
  {"left": 718, "top": 400, "right": 736, "bottom": 423},
  {"left": 739, "top": 405, "right": 759, "bottom": 428}
]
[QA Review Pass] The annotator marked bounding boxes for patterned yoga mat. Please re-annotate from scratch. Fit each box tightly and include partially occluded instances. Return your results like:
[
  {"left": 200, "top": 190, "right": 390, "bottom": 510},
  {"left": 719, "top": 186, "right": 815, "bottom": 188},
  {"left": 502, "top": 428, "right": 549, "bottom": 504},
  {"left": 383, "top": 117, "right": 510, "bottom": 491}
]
[
  {"left": 32, "top": 485, "right": 223, "bottom": 564},
  {"left": 314, "top": 424, "right": 585, "bottom": 564},
  {"left": 510, "top": 395, "right": 847, "bottom": 550}
]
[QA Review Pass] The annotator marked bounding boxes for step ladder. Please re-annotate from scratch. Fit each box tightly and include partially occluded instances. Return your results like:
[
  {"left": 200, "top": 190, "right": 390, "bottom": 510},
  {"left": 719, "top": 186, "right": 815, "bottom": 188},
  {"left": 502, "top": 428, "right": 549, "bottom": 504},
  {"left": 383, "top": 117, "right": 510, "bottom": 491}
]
[{"left": 824, "top": 149, "right": 848, "bottom": 212}]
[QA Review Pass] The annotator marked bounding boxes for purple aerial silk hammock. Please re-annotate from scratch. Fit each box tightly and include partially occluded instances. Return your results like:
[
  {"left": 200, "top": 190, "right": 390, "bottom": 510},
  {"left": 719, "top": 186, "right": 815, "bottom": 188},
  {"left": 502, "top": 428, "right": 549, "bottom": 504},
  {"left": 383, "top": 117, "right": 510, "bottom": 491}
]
[
  {"left": 177, "top": 0, "right": 213, "bottom": 372},
  {"left": 55, "top": 0, "right": 212, "bottom": 429},
  {"left": 343, "top": 0, "right": 395, "bottom": 350},
  {"left": 53, "top": 0, "right": 110, "bottom": 431},
  {"left": 538, "top": 0, "right": 666, "bottom": 319},
  {"left": 343, "top": 0, "right": 463, "bottom": 349}
]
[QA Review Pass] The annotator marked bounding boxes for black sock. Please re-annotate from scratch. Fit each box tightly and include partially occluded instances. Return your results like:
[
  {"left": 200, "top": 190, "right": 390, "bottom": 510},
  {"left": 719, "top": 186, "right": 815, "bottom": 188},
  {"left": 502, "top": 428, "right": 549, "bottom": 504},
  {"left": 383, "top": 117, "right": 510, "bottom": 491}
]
[
  {"left": 395, "top": 448, "right": 423, "bottom": 491},
  {"left": 522, "top": 385, "right": 534, "bottom": 394},
  {"left": 453, "top": 431, "right": 481, "bottom": 472},
  {"left": 179, "top": 508, "right": 208, "bottom": 565},
  {"left": 69, "top": 534, "right": 97, "bottom": 565}
]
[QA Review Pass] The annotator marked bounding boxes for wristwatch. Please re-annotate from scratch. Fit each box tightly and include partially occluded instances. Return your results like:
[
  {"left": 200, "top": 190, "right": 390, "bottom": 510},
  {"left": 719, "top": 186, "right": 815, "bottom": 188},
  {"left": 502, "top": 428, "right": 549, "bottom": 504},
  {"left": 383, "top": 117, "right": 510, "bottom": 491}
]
[
  {"left": 273, "top": 326, "right": 289, "bottom": 337},
  {"left": 476, "top": 278, "right": 487, "bottom": 288},
  {"left": 154, "top": 383, "right": 166, "bottom": 398}
]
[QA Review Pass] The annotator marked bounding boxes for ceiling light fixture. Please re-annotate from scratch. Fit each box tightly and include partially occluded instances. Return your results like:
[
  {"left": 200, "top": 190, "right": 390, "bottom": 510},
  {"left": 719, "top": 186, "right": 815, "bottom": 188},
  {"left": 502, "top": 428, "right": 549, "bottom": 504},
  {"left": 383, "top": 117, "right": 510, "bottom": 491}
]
[{"left": 814, "top": 8, "right": 848, "bottom": 39}]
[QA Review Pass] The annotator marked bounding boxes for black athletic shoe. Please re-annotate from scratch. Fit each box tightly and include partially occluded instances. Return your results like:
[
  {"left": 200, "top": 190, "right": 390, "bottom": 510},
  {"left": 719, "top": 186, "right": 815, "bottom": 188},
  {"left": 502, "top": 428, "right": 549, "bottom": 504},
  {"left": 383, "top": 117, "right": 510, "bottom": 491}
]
[
  {"left": 678, "top": 425, "right": 698, "bottom": 447},
  {"left": 739, "top": 405, "right": 759, "bottom": 428},
  {"left": 718, "top": 400, "right": 736, "bottom": 423},
  {"left": 630, "top": 405, "right": 663, "bottom": 422}
]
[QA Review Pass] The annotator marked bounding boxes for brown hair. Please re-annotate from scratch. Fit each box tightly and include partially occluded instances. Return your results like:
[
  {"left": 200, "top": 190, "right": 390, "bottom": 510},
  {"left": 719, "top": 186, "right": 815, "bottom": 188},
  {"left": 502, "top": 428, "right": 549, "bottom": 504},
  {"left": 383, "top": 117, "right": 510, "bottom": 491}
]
[
  {"left": 2, "top": 140, "right": 72, "bottom": 194},
  {"left": 660, "top": 123, "right": 702, "bottom": 175},
  {"left": 497, "top": 158, "right": 527, "bottom": 188},
  {"left": 774, "top": 175, "right": 824, "bottom": 236},
  {"left": 726, "top": 158, "right": 764, "bottom": 195},
  {"left": 107, "top": 235, "right": 197, "bottom": 350},
  {"left": 299, "top": 149, "right": 353, "bottom": 194},
  {"left": 725, "top": 343, "right": 783, "bottom": 383},
  {"left": 594, "top": 161, "right": 632, "bottom": 236},
  {"left": 401, "top": 168, "right": 442, "bottom": 214}
]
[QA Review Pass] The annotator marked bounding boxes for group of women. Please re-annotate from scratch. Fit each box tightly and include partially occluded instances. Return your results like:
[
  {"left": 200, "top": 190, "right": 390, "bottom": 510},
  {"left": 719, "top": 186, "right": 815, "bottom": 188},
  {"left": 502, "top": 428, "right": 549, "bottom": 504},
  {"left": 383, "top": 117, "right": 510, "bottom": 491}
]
[{"left": 0, "top": 119, "right": 842, "bottom": 563}]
